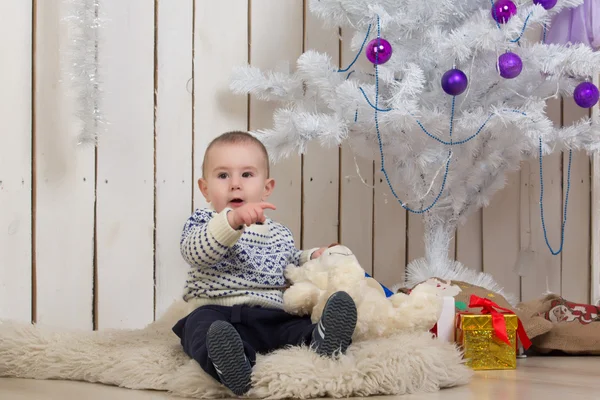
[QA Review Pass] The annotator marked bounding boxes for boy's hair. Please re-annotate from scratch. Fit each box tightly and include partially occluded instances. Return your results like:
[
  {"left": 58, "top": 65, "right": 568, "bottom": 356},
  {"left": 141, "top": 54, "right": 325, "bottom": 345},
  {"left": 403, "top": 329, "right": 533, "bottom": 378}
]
[{"left": 202, "top": 131, "right": 271, "bottom": 178}]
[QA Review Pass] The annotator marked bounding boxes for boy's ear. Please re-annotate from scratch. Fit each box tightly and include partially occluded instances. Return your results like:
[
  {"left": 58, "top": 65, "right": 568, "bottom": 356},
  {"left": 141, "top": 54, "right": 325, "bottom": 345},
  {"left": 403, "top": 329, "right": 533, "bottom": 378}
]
[
  {"left": 198, "top": 178, "right": 210, "bottom": 202},
  {"left": 262, "top": 178, "right": 275, "bottom": 200}
]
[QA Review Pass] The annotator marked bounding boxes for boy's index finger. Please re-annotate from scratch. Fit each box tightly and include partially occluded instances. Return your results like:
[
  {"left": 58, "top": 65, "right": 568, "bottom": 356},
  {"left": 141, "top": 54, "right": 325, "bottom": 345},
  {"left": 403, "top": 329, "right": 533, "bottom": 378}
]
[{"left": 260, "top": 202, "right": 276, "bottom": 210}]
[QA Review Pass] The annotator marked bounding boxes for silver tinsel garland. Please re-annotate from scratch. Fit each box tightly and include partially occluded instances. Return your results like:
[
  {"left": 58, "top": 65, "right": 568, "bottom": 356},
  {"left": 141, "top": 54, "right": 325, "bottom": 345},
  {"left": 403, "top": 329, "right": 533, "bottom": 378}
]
[{"left": 60, "top": 0, "right": 106, "bottom": 145}]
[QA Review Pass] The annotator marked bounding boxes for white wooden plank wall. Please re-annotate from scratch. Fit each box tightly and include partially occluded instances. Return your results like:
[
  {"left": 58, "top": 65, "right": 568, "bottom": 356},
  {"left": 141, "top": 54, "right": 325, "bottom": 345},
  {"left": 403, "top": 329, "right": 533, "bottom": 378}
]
[
  {"left": 155, "top": 0, "right": 193, "bottom": 319},
  {"left": 303, "top": 1, "right": 340, "bottom": 252},
  {"left": 521, "top": 98, "right": 563, "bottom": 301},
  {"left": 483, "top": 170, "right": 521, "bottom": 298},
  {"left": 0, "top": 0, "right": 32, "bottom": 323},
  {"left": 340, "top": 28, "right": 374, "bottom": 275},
  {"left": 0, "top": 1, "right": 598, "bottom": 329},
  {"left": 96, "top": 0, "right": 155, "bottom": 329},
  {"left": 561, "top": 98, "right": 590, "bottom": 304},
  {"left": 250, "top": 0, "right": 303, "bottom": 241},
  {"left": 35, "top": 0, "right": 95, "bottom": 330},
  {"left": 592, "top": 73, "right": 600, "bottom": 306},
  {"left": 373, "top": 168, "right": 407, "bottom": 287},
  {"left": 193, "top": 0, "right": 248, "bottom": 211}
]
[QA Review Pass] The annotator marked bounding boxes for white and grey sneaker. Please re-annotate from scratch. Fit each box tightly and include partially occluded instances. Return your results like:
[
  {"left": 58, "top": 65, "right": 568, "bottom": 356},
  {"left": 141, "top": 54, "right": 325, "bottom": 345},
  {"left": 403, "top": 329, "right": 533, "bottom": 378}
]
[
  {"left": 206, "top": 320, "right": 252, "bottom": 396},
  {"left": 310, "top": 291, "right": 357, "bottom": 357}
]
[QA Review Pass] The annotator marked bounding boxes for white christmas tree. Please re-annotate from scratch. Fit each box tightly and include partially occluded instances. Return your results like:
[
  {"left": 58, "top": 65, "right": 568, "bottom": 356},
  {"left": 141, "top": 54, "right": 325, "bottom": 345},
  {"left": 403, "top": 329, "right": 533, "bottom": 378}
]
[{"left": 230, "top": 0, "right": 600, "bottom": 288}]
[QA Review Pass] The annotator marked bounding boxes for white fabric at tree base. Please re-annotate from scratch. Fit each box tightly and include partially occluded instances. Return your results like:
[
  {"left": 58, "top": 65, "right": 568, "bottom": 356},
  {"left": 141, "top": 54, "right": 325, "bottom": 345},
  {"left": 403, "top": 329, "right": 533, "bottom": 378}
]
[
  {"left": 0, "top": 300, "right": 472, "bottom": 398},
  {"left": 435, "top": 297, "right": 456, "bottom": 343}
]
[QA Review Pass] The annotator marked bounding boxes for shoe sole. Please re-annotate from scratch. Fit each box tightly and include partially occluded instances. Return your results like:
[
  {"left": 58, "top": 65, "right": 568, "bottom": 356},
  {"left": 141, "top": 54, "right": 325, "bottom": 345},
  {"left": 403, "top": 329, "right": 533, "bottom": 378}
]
[
  {"left": 316, "top": 291, "right": 357, "bottom": 356},
  {"left": 206, "top": 321, "right": 251, "bottom": 396}
]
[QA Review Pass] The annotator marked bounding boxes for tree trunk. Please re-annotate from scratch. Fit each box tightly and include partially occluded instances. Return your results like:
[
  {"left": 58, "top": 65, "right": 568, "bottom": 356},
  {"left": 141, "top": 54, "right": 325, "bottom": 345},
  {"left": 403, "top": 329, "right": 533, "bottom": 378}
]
[{"left": 423, "top": 216, "right": 456, "bottom": 271}]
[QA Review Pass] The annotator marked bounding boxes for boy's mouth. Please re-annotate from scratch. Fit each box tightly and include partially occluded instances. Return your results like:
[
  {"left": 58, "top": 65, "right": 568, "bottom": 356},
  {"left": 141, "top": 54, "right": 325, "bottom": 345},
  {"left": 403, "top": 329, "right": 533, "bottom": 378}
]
[{"left": 229, "top": 198, "right": 244, "bottom": 207}]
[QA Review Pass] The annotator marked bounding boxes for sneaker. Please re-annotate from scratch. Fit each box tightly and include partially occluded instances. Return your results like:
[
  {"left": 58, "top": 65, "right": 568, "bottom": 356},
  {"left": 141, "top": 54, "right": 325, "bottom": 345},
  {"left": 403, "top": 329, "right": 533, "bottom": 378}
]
[
  {"left": 310, "top": 291, "right": 357, "bottom": 357},
  {"left": 206, "top": 320, "right": 252, "bottom": 396}
]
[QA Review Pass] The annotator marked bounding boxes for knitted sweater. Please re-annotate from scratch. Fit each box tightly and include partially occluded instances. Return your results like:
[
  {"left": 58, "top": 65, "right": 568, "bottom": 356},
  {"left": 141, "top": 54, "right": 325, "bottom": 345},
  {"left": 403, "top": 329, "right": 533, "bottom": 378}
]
[{"left": 180, "top": 208, "right": 317, "bottom": 309}]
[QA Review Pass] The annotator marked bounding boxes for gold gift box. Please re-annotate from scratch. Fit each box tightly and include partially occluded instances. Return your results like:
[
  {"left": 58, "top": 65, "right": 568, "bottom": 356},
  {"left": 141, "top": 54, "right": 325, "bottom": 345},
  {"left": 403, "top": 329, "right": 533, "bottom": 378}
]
[{"left": 456, "top": 313, "right": 518, "bottom": 370}]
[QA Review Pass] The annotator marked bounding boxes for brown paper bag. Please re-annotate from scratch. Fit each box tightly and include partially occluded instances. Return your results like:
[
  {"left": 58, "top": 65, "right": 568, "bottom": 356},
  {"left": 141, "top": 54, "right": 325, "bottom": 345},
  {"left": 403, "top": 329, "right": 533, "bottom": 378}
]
[{"left": 518, "top": 294, "right": 600, "bottom": 355}]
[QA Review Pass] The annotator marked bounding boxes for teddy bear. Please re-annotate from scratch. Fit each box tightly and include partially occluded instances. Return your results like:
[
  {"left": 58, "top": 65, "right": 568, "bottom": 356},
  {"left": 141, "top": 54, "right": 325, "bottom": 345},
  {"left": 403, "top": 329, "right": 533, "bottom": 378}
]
[{"left": 282, "top": 245, "right": 444, "bottom": 342}]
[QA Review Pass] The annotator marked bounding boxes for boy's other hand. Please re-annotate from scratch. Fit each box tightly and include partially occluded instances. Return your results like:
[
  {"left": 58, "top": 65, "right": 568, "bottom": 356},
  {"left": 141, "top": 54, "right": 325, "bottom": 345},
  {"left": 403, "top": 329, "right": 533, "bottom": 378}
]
[
  {"left": 227, "top": 202, "right": 276, "bottom": 228},
  {"left": 311, "top": 247, "right": 327, "bottom": 259}
]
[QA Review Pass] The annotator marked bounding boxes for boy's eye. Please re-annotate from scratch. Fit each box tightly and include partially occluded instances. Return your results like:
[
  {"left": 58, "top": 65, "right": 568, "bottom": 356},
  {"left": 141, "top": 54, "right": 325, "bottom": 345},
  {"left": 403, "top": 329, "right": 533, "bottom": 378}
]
[
  {"left": 217, "top": 173, "right": 228, "bottom": 179},
  {"left": 242, "top": 172, "right": 253, "bottom": 178}
]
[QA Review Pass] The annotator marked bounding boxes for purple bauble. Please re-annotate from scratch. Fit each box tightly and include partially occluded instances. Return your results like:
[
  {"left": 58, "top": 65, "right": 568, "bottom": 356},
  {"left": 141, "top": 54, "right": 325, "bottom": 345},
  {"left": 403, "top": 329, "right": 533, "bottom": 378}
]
[
  {"left": 491, "top": 0, "right": 517, "bottom": 24},
  {"left": 498, "top": 52, "right": 523, "bottom": 79},
  {"left": 365, "top": 38, "right": 393, "bottom": 65},
  {"left": 573, "top": 82, "right": 600, "bottom": 108},
  {"left": 441, "top": 69, "right": 468, "bottom": 96},
  {"left": 533, "top": 0, "right": 558, "bottom": 10}
]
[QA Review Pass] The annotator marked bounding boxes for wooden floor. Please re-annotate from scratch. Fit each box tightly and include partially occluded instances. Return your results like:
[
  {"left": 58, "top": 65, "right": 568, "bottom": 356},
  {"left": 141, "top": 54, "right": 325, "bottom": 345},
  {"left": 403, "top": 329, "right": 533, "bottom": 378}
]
[{"left": 0, "top": 356, "right": 597, "bottom": 399}]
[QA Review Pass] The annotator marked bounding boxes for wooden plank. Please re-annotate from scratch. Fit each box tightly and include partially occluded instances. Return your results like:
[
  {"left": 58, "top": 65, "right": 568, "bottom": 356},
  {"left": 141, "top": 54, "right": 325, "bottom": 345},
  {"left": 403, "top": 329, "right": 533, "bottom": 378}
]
[
  {"left": 249, "top": 0, "right": 303, "bottom": 241},
  {"left": 193, "top": 0, "right": 248, "bottom": 210},
  {"left": 0, "top": 0, "right": 32, "bottom": 323},
  {"left": 483, "top": 171, "right": 521, "bottom": 301},
  {"left": 34, "top": 0, "right": 95, "bottom": 329},
  {"left": 518, "top": 160, "right": 534, "bottom": 280},
  {"left": 456, "top": 210, "right": 483, "bottom": 272},
  {"left": 340, "top": 27, "right": 374, "bottom": 274},
  {"left": 154, "top": 0, "right": 193, "bottom": 320},
  {"left": 407, "top": 213, "right": 425, "bottom": 264},
  {"left": 592, "top": 73, "right": 600, "bottom": 306},
  {"left": 301, "top": 1, "right": 339, "bottom": 250},
  {"left": 592, "top": 152, "right": 600, "bottom": 306},
  {"left": 96, "top": 0, "right": 155, "bottom": 329},
  {"left": 520, "top": 98, "right": 562, "bottom": 302},
  {"left": 560, "top": 97, "right": 590, "bottom": 303},
  {"left": 373, "top": 164, "right": 407, "bottom": 287},
  {"left": 450, "top": 229, "right": 456, "bottom": 260}
]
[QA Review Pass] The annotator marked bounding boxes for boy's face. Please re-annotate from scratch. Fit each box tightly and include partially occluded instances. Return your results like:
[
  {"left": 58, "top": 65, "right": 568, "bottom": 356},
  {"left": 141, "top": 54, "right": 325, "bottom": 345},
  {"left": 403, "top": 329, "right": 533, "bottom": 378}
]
[{"left": 198, "top": 142, "right": 274, "bottom": 213}]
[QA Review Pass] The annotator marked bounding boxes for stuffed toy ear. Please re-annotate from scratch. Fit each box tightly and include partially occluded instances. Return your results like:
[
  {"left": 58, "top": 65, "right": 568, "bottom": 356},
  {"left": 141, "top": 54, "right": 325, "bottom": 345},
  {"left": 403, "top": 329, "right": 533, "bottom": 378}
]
[
  {"left": 365, "top": 277, "right": 385, "bottom": 296},
  {"left": 364, "top": 272, "right": 395, "bottom": 297},
  {"left": 330, "top": 242, "right": 394, "bottom": 297}
]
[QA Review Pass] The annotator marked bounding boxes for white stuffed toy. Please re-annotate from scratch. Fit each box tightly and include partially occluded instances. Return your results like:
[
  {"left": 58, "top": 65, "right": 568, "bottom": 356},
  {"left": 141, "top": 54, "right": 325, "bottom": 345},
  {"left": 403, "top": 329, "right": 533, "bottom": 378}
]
[{"left": 283, "top": 245, "right": 444, "bottom": 342}]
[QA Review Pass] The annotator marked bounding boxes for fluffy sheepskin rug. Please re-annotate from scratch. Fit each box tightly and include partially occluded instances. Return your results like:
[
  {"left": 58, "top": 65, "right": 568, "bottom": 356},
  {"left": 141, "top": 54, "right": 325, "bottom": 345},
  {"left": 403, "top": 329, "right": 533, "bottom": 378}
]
[{"left": 0, "top": 300, "right": 471, "bottom": 398}]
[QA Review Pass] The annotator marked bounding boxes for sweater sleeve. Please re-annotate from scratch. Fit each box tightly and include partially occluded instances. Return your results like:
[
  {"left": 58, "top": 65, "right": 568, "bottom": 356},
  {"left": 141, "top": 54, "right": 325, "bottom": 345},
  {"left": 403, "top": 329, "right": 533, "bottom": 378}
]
[
  {"left": 292, "top": 248, "right": 319, "bottom": 266},
  {"left": 180, "top": 208, "right": 244, "bottom": 269},
  {"left": 279, "top": 224, "right": 318, "bottom": 266}
]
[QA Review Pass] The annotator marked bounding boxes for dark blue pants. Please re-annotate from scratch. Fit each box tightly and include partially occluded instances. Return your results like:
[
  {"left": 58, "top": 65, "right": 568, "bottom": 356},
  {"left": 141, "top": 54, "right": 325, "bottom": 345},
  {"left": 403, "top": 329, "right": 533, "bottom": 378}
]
[{"left": 172, "top": 304, "right": 315, "bottom": 382}]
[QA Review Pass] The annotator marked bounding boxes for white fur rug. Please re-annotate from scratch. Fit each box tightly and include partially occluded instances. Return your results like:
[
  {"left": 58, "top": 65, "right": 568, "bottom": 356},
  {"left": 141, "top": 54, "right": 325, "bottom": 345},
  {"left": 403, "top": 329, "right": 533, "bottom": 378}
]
[{"left": 0, "top": 300, "right": 472, "bottom": 398}]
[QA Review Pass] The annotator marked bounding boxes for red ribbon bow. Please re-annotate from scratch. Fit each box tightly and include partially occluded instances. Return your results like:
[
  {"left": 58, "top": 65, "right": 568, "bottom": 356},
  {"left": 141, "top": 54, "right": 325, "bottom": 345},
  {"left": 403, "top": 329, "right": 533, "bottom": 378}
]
[{"left": 468, "top": 295, "right": 532, "bottom": 350}]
